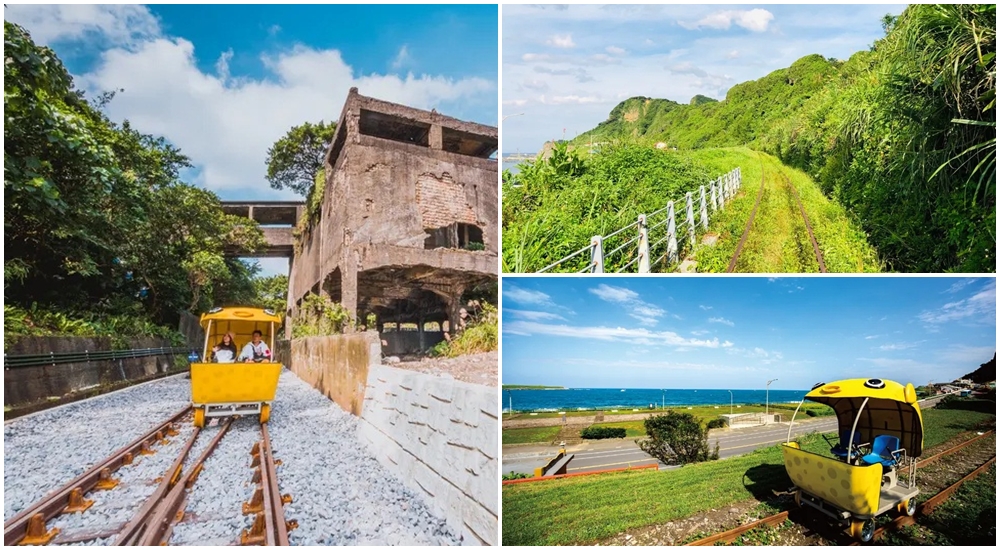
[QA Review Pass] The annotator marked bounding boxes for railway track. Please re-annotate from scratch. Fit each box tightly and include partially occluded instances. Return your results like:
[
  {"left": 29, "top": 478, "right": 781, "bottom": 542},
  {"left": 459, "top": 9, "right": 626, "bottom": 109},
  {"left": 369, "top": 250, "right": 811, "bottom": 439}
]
[
  {"left": 726, "top": 162, "right": 826, "bottom": 273},
  {"left": 5, "top": 410, "right": 292, "bottom": 546},
  {"left": 685, "top": 430, "right": 995, "bottom": 546}
]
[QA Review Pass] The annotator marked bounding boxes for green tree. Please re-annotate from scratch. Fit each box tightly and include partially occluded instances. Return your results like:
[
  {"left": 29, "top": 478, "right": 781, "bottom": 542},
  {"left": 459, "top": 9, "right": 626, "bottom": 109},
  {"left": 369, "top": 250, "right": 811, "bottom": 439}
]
[
  {"left": 252, "top": 274, "right": 289, "bottom": 313},
  {"left": 639, "top": 411, "right": 719, "bottom": 465},
  {"left": 264, "top": 121, "right": 337, "bottom": 196}
]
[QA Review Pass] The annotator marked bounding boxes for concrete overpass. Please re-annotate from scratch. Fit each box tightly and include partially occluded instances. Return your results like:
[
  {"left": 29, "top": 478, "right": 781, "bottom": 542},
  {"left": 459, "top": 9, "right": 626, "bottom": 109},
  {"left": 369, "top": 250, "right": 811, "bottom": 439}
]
[{"left": 220, "top": 201, "right": 304, "bottom": 258}]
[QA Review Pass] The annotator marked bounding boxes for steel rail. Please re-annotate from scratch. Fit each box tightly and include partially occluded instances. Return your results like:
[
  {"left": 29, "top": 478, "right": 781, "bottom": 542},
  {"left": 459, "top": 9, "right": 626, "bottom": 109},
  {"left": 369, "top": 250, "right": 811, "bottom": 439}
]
[
  {"left": 783, "top": 172, "right": 827, "bottom": 273},
  {"left": 3, "top": 406, "right": 191, "bottom": 546},
  {"left": 726, "top": 160, "right": 766, "bottom": 273},
  {"left": 135, "top": 419, "right": 233, "bottom": 546}
]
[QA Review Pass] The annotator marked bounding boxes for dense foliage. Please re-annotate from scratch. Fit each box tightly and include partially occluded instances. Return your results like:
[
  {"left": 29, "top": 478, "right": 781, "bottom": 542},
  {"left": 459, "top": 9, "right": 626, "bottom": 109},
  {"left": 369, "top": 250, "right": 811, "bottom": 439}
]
[
  {"left": 566, "top": 5, "right": 995, "bottom": 272},
  {"left": 4, "top": 22, "right": 265, "bottom": 335},
  {"left": 580, "top": 426, "right": 627, "bottom": 439},
  {"left": 264, "top": 120, "right": 337, "bottom": 196},
  {"left": 290, "top": 292, "right": 369, "bottom": 338},
  {"left": 638, "top": 411, "right": 719, "bottom": 465},
  {"left": 430, "top": 301, "right": 498, "bottom": 357}
]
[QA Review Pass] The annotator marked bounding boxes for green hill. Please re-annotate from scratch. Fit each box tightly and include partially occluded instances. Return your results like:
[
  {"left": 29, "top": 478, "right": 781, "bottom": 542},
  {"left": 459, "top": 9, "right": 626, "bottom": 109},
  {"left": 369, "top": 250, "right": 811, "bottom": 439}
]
[{"left": 559, "top": 4, "right": 995, "bottom": 273}]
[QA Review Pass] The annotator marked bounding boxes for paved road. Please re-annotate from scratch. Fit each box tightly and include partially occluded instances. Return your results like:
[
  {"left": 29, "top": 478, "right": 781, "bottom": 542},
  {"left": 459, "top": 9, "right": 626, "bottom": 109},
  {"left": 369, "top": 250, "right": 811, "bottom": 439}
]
[{"left": 502, "top": 393, "right": 949, "bottom": 476}]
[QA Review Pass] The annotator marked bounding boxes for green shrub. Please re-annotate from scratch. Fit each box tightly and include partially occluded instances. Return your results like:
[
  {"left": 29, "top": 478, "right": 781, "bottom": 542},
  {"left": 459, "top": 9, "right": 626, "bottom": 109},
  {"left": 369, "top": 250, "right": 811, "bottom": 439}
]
[
  {"left": 640, "top": 411, "right": 719, "bottom": 465},
  {"left": 706, "top": 418, "right": 727, "bottom": 429},
  {"left": 503, "top": 471, "right": 532, "bottom": 481},
  {"left": 581, "top": 426, "right": 627, "bottom": 439},
  {"left": 432, "top": 302, "right": 497, "bottom": 357}
]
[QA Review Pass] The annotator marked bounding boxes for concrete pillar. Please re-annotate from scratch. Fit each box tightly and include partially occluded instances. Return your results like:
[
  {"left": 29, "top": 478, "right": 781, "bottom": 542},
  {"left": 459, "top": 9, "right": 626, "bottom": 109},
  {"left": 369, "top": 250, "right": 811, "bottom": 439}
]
[
  {"left": 429, "top": 124, "right": 443, "bottom": 150},
  {"left": 341, "top": 264, "right": 359, "bottom": 333},
  {"left": 417, "top": 314, "right": 425, "bottom": 351}
]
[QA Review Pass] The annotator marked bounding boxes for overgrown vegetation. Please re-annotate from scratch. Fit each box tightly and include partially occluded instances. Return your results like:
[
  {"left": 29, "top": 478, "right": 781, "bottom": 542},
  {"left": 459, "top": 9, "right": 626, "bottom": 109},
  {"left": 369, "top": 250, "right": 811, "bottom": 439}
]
[
  {"left": 639, "top": 411, "right": 720, "bottom": 465},
  {"left": 503, "top": 471, "right": 532, "bottom": 481},
  {"left": 554, "top": 4, "right": 996, "bottom": 272},
  {"left": 4, "top": 304, "right": 185, "bottom": 351},
  {"left": 290, "top": 292, "right": 374, "bottom": 338},
  {"left": 431, "top": 301, "right": 498, "bottom": 357},
  {"left": 4, "top": 22, "right": 265, "bottom": 340},
  {"left": 580, "top": 426, "right": 627, "bottom": 439}
]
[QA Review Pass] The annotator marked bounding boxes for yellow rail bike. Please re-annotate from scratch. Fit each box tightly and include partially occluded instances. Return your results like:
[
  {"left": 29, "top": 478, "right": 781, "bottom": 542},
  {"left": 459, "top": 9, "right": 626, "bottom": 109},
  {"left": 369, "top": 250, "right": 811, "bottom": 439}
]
[
  {"left": 782, "top": 378, "right": 922, "bottom": 542},
  {"left": 190, "top": 307, "right": 282, "bottom": 428}
]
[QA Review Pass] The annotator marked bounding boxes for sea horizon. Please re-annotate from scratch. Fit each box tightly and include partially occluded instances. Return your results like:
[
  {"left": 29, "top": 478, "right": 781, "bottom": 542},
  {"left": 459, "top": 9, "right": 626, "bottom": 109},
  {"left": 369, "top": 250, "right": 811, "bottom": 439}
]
[{"left": 501, "top": 387, "right": 810, "bottom": 413}]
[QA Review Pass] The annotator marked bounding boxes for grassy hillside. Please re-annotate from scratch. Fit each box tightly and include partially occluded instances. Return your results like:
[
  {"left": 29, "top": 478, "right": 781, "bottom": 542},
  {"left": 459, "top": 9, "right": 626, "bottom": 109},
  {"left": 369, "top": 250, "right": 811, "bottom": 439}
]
[{"left": 564, "top": 5, "right": 995, "bottom": 272}]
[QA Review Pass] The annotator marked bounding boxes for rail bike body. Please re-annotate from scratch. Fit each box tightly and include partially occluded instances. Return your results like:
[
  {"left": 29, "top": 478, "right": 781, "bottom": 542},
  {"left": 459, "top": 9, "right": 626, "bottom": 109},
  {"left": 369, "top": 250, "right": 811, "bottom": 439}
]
[
  {"left": 190, "top": 307, "right": 282, "bottom": 428},
  {"left": 782, "top": 378, "right": 923, "bottom": 542}
]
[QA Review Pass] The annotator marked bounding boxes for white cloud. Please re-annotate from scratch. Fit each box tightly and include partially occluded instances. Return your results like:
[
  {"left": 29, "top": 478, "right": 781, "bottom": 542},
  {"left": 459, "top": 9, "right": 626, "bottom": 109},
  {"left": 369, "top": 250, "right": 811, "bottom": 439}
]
[
  {"left": 4, "top": 4, "right": 160, "bottom": 47},
  {"left": 589, "top": 284, "right": 666, "bottom": 326},
  {"left": 679, "top": 9, "right": 775, "bottom": 32},
  {"left": 945, "top": 279, "right": 976, "bottom": 293},
  {"left": 699, "top": 305, "right": 712, "bottom": 310},
  {"left": 879, "top": 342, "right": 917, "bottom": 351},
  {"left": 606, "top": 45, "right": 627, "bottom": 55},
  {"left": 691, "top": 330, "right": 710, "bottom": 336},
  {"left": 503, "top": 286, "right": 554, "bottom": 307},
  {"left": 726, "top": 50, "right": 740, "bottom": 59},
  {"left": 865, "top": 335, "right": 880, "bottom": 340},
  {"left": 10, "top": 5, "right": 494, "bottom": 199},
  {"left": 506, "top": 309, "right": 566, "bottom": 322},
  {"left": 709, "top": 317, "right": 735, "bottom": 327},
  {"left": 918, "top": 279, "right": 996, "bottom": 325},
  {"left": 540, "top": 94, "right": 603, "bottom": 105},
  {"left": 503, "top": 99, "right": 528, "bottom": 107},
  {"left": 391, "top": 44, "right": 410, "bottom": 70},
  {"left": 503, "top": 320, "right": 733, "bottom": 348},
  {"left": 546, "top": 34, "right": 576, "bottom": 48},
  {"left": 589, "top": 284, "right": 638, "bottom": 303}
]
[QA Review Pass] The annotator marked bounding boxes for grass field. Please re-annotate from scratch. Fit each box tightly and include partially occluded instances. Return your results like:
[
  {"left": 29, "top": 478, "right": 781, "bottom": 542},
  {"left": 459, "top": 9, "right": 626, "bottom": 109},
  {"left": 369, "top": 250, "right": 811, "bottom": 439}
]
[
  {"left": 501, "top": 406, "right": 995, "bottom": 545},
  {"left": 502, "top": 426, "right": 562, "bottom": 445}
]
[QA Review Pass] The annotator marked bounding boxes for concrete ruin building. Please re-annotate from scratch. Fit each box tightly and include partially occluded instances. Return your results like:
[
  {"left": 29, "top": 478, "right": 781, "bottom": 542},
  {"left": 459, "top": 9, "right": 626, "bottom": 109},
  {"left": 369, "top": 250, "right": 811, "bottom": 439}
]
[{"left": 286, "top": 89, "right": 498, "bottom": 353}]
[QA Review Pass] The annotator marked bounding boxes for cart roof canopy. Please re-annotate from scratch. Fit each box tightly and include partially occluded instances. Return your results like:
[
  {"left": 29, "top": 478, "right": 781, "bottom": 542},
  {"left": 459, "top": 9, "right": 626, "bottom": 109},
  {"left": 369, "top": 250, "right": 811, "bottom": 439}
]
[
  {"left": 200, "top": 307, "right": 281, "bottom": 327},
  {"left": 805, "top": 378, "right": 923, "bottom": 457}
]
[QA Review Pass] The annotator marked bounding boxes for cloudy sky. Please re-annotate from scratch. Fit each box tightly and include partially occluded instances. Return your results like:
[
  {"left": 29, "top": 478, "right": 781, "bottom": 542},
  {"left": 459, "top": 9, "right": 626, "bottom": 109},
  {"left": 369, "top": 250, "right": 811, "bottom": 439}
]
[
  {"left": 502, "top": 277, "right": 996, "bottom": 390},
  {"left": 5, "top": 4, "right": 498, "bottom": 276},
  {"left": 502, "top": 4, "right": 906, "bottom": 153}
]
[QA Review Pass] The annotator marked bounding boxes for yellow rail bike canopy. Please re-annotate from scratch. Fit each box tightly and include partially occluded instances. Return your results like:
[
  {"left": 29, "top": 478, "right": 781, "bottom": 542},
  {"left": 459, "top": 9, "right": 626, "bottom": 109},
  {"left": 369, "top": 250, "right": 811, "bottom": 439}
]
[{"left": 805, "top": 378, "right": 923, "bottom": 457}]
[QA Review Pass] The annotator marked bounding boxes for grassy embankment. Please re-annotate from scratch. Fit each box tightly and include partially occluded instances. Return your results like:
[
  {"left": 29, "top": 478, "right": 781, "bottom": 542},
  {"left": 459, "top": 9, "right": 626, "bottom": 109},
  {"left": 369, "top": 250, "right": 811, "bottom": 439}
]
[{"left": 501, "top": 405, "right": 995, "bottom": 545}]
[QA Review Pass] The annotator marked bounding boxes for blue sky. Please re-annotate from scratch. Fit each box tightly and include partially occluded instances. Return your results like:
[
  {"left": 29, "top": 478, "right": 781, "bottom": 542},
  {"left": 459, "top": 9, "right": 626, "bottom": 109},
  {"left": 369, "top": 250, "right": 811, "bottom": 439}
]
[
  {"left": 502, "top": 277, "right": 996, "bottom": 390},
  {"left": 5, "top": 4, "right": 498, "bottom": 277},
  {"left": 502, "top": 4, "right": 906, "bottom": 153}
]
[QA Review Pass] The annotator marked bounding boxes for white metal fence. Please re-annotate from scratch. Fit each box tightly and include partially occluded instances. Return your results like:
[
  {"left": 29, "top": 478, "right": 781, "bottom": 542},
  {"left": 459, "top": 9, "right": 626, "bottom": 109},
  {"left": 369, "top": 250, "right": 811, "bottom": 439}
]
[{"left": 536, "top": 167, "right": 742, "bottom": 273}]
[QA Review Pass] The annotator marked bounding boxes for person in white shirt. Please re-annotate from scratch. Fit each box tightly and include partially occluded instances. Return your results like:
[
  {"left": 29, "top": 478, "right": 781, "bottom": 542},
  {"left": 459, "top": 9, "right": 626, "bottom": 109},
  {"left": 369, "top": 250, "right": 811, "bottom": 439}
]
[
  {"left": 239, "top": 330, "right": 271, "bottom": 363},
  {"left": 211, "top": 332, "right": 238, "bottom": 363}
]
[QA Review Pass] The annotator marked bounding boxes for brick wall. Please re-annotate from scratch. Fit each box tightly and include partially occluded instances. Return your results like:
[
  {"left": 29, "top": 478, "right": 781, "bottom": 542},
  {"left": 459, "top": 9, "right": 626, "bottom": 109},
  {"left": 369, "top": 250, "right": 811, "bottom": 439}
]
[
  {"left": 415, "top": 172, "right": 479, "bottom": 229},
  {"left": 358, "top": 365, "right": 497, "bottom": 545}
]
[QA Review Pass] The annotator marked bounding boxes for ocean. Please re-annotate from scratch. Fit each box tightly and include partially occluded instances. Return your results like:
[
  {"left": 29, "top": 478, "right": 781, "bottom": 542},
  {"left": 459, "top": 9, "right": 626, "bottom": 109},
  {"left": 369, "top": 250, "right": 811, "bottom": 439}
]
[{"left": 501, "top": 388, "right": 809, "bottom": 413}]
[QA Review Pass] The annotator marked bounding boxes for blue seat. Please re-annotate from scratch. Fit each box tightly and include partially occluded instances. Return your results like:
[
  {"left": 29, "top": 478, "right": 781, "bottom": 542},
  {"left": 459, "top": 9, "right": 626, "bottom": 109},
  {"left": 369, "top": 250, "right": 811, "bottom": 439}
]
[
  {"left": 860, "top": 435, "right": 902, "bottom": 467},
  {"left": 831, "top": 430, "right": 862, "bottom": 459}
]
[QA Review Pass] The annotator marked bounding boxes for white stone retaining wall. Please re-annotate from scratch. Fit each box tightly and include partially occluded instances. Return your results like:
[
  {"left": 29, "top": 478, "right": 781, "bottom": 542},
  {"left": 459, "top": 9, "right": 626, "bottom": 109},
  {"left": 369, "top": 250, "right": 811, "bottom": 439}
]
[{"left": 358, "top": 364, "right": 498, "bottom": 545}]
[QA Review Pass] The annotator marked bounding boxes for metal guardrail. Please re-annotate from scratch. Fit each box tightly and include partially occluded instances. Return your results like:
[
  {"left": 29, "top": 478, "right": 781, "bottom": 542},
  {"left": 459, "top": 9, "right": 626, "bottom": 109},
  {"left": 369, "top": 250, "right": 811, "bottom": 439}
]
[
  {"left": 537, "top": 167, "right": 742, "bottom": 273},
  {"left": 4, "top": 347, "right": 190, "bottom": 370}
]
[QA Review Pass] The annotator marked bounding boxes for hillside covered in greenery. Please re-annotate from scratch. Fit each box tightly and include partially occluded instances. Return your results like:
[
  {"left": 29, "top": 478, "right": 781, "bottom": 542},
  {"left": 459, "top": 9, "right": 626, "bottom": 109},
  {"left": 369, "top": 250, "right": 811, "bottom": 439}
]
[
  {"left": 4, "top": 22, "right": 276, "bottom": 342},
  {"left": 557, "top": 4, "right": 995, "bottom": 273}
]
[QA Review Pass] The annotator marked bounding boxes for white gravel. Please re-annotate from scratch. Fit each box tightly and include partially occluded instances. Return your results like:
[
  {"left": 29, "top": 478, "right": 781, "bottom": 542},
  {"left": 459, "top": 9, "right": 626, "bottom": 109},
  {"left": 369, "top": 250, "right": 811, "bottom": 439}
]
[
  {"left": 4, "top": 370, "right": 462, "bottom": 546},
  {"left": 3, "top": 375, "right": 191, "bottom": 522},
  {"left": 268, "top": 370, "right": 461, "bottom": 546}
]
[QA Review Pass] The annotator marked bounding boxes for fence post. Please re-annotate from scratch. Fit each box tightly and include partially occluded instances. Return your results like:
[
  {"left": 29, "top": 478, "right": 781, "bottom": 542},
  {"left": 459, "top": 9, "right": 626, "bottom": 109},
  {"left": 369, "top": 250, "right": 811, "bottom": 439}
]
[
  {"left": 637, "top": 214, "right": 650, "bottom": 273},
  {"left": 590, "top": 235, "right": 604, "bottom": 273},
  {"left": 719, "top": 177, "right": 727, "bottom": 209},
  {"left": 710, "top": 181, "right": 718, "bottom": 211},
  {"left": 666, "top": 201, "right": 678, "bottom": 265},
  {"left": 699, "top": 185, "right": 709, "bottom": 230},
  {"left": 685, "top": 192, "right": 696, "bottom": 249}
]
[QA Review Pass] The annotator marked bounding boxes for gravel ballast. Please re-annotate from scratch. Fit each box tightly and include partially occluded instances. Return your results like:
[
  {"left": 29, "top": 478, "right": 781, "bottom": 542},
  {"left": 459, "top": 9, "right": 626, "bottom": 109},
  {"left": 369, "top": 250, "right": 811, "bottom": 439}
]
[
  {"left": 4, "top": 369, "right": 462, "bottom": 545},
  {"left": 3, "top": 375, "right": 190, "bottom": 521}
]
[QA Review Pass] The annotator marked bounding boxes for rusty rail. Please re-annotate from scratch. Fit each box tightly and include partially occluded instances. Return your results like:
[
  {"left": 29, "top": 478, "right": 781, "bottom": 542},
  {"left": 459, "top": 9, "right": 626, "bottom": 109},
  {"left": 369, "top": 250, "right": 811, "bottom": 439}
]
[
  {"left": 3, "top": 406, "right": 191, "bottom": 546},
  {"left": 134, "top": 418, "right": 233, "bottom": 545},
  {"left": 783, "top": 172, "right": 827, "bottom": 273},
  {"left": 241, "top": 423, "right": 293, "bottom": 545},
  {"left": 686, "top": 511, "right": 789, "bottom": 546},
  {"left": 726, "top": 160, "right": 766, "bottom": 273}
]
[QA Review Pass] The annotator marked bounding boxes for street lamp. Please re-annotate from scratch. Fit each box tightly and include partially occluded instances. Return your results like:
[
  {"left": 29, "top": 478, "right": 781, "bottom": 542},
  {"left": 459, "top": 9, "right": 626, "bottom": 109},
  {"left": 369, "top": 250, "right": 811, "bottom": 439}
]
[
  {"left": 766, "top": 379, "right": 778, "bottom": 418},
  {"left": 502, "top": 113, "right": 525, "bottom": 122},
  {"left": 728, "top": 390, "right": 733, "bottom": 415},
  {"left": 661, "top": 389, "right": 665, "bottom": 410},
  {"left": 506, "top": 390, "right": 513, "bottom": 419}
]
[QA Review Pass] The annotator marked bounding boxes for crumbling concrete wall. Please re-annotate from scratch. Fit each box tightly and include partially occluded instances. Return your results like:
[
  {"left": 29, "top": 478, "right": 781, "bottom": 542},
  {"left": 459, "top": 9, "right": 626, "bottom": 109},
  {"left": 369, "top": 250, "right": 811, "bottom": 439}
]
[
  {"left": 357, "top": 365, "right": 497, "bottom": 546},
  {"left": 287, "top": 332, "right": 381, "bottom": 416}
]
